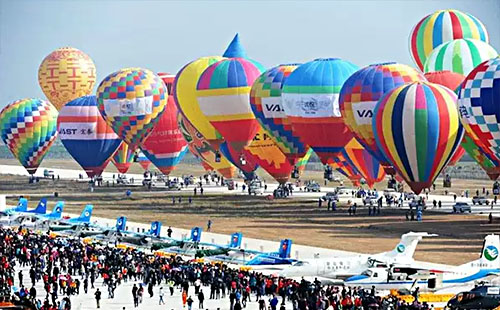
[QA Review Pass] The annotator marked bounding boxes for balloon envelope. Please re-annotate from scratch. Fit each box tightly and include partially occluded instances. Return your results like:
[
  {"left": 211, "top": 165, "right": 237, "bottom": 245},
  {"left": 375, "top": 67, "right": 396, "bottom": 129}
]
[
  {"left": 424, "top": 39, "right": 497, "bottom": 76},
  {"left": 173, "top": 57, "right": 225, "bottom": 146},
  {"left": 250, "top": 64, "right": 309, "bottom": 164},
  {"left": 97, "top": 68, "right": 167, "bottom": 150},
  {"left": 342, "top": 138, "right": 386, "bottom": 188},
  {"left": 177, "top": 113, "right": 237, "bottom": 179},
  {"left": 141, "top": 97, "right": 188, "bottom": 175},
  {"left": 424, "top": 71, "right": 465, "bottom": 92},
  {"left": 58, "top": 95, "right": 122, "bottom": 177},
  {"left": 0, "top": 99, "right": 58, "bottom": 174},
  {"left": 38, "top": 47, "right": 97, "bottom": 110},
  {"left": 457, "top": 57, "right": 500, "bottom": 177},
  {"left": 373, "top": 82, "right": 464, "bottom": 194},
  {"left": 137, "top": 151, "right": 152, "bottom": 171},
  {"left": 409, "top": 9, "right": 489, "bottom": 71},
  {"left": 112, "top": 142, "right": 135, "bottom": 174},
  {"left": 339, "top": 62, "right": 425, "bottom": 169},
  {"left": 282, "top": 58, "right": 359, "bottom": 164},
  {"left": 196, "top": 57, "right": 265, "bottom": 151}
]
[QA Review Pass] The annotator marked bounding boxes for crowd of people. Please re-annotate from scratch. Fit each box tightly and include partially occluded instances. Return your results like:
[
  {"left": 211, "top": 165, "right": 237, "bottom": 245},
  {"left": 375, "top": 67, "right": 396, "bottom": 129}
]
[{"left": 0, "top": 226, "right": 442, "bottom": 310}]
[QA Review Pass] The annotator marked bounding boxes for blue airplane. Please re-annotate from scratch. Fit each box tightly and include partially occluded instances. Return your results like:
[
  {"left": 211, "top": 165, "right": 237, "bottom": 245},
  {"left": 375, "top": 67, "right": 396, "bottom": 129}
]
[{"left": 64, "top": 205, "right": 93, "bottom": 224}]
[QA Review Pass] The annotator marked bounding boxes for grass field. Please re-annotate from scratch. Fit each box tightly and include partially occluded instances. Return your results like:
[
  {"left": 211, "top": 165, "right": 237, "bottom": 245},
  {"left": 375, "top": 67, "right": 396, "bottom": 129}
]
[{"left": 1, "top": 167, "right": 499, "bottom": 266}]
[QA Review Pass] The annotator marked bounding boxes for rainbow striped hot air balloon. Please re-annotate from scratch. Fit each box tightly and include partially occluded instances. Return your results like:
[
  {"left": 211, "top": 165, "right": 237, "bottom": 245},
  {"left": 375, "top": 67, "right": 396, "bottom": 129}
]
[
  {"left": 112, "top": 142, "right": 135, "bottom": 174},
  {"left": 339, "top": 62, "right": 425, "bottom": 173},
  {"left": 458, "top": 57, "right": 500, "bottom": 178},
  {"left": 409, "top": 9, "right": 489, "bottom": 71},
  {"left": 173, "top": 56, "right": 225, "bottom": 148},
  {"left": 58, "top": 96, "right": 122, "bottom": 178},
  {"left": 424, "top": 39, "right": 498, "bottom": 76},
  {"left": 462, "top": 134, "right": 500, "bottom": 180},
  {"left": 196, "top": 58, "right": 265, "bottom": 151},
  {"left": 373, "top": 81, "right": 464, "bottom": 194},
  {"left": 97, "top": 68, "right": 168, "bottom": 150},
  {"left": 282, "top": 58, "right": 359, "bottom": 164},
  {"left": 250, "top": 64, "right": 309, "bottom": 164},
  {"left": 341, "top": 138, "right": 386, "bottom": 189},
  {"left": 0, "top": 99, "right": 58, "bottom": 174}
]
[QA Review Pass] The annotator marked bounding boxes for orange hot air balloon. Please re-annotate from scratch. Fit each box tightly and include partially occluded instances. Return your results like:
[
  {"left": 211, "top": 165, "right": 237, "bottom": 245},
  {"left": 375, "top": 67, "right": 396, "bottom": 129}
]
[
  {"left": 424, "top": 71, "right": 465, "bottom": 92},
  {"left": 38, "top": 47, "right": 96, "bottom": 110}
]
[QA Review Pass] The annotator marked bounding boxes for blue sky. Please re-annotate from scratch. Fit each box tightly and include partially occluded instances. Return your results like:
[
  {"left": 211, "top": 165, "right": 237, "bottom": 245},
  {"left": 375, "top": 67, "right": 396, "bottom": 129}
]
[{"left": 0, "top": 0, "right": 498, "bottom": 108}]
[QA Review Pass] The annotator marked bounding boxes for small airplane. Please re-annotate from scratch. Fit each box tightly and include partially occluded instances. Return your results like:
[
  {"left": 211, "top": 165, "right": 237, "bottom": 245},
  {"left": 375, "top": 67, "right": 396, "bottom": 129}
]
[
  {"left": 5, "top": 201, "right": 64, "bottom": 227},
  {"left": 279, "top": 232, "right": 435, "bottom": 282},
  {"left": 49, "top": 205, "right": 93, "bottom": 231},
  {"left": 344, "top": 234, "right": 500, "bottom": 292},
  {"left": 56, "top": 215, "right": 127, "bottom": 238},
  {"left": 3, "top": 197, "right": 47, "bottom": 216}
]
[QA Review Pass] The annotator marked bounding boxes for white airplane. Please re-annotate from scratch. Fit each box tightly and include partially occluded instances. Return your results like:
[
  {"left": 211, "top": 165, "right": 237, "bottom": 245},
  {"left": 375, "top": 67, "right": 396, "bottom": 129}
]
[
  {"left": 279, "top": 232, "right": 435, "bottom": 282},
  {"left": 345, "top": 234, "right": 500, "bottom": 292}
]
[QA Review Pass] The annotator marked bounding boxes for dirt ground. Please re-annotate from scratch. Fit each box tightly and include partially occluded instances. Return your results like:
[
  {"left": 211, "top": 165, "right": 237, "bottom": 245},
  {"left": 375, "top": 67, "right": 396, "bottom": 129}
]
[{"left": 1, "top": 170, "right": 499, "bottom": 266}]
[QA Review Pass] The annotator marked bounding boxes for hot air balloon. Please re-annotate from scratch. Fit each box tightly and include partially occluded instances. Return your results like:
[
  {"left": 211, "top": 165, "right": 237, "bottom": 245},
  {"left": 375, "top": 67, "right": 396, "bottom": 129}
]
[
  {"left": 219, "top": 142, "right": 259, "bottom": 180},
  {"left": 339, "top": 62, "right": 425, "bottom": 173},
  {"left": 424, "top": 71, "right": 465, "bottom": 91},
  {"left": 282, "top": 58, "right": 359, "bottom": 164},
  {"left": 0, "top": 99, "right": 58, "bottom": 174},
  {"left": 58, "top": 95, "right": 122, "bottom": 178},
  {"left": 342, "top": 138, "right": 386, "bottom": 188},
  {"left": 137, "top": 151, "right": 152, "bottom": 171},
  {"left": 96, "top": 68, "right": 167, "bottom": 150},
  {"left": 38, "top": 47, "right": 97, "bottom": 110},
  {"left": 424, "top": 39, "right": 497, "bottom": 76},
  {"left": 295, "top": 148, "right": 314, "bottom": 174},
  {"left": 158, "top": 73, "right": 175, "bottom": 94},
  {"left": 329, "top": 154, "right": 363, "bottom": 186},
  {"left": 462, "top": 134, "right": 500, "bottom": 180},
  {"left": 196, "top": 58, "right": 265, "bottom": 151},
  {"left": 241, "top": 126, "right": 301, "bottom": 184},
  {"left": 409, "top": 9, "right": 489, "bottom": 71},
  {"left": 141, "top": 98, "right": 188, "bottom": 175},
  {"left": 250, "top": 64, "right": 309, "bottom": 164},
  {"left": 373, "top": 82, "right": 464, "bottom": 194},
  {"left": 177, "top": 113, "right": 237, "bottom": 179},
  {"left": 457, "top": 57, "right": 500, "bottom": 178},
  {"left": 112, "top": 142, "right": 135, "bottom": 174},
  {"left": 173, "top": 56, "right": 225, "bottom": 147}
]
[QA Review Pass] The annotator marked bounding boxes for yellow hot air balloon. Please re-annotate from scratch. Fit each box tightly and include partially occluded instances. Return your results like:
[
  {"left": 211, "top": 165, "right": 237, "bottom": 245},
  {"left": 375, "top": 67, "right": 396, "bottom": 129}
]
[
  {"left": 173, "top": 56, "right": 225, "bottom": 148},
  {"left": 38, "top": 47, "right": 96, "bottom": 110}
]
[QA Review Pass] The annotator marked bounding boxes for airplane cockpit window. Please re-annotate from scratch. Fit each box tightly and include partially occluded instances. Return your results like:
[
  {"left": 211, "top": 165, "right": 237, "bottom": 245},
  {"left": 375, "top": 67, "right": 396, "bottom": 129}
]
[
  {"left": 293, "top": 261, "right": 308, "bottom": 266},
  {"left": 361, "top": 270, "right": 373, "bottom": 277}
]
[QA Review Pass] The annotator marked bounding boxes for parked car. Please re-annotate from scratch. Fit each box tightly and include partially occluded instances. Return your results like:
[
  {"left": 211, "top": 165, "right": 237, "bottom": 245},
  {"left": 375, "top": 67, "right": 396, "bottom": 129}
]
[
  {"left": 321, "top": 192, "right": 339, "bottom": 201},
  {"left": 472, "top": 196, "right": 490, "bottom": 205},
  {"left": 453, "top": 202, "right": 471, "bottom": 213},
  {"left": 305, "top": 181, "right": 321, "bottom": 192},
  {"left": 43, "top": 169, "right": 54, "bottom": 178},
  {"left": 363, "top": 195, "right": 378, "bottom": 206}
]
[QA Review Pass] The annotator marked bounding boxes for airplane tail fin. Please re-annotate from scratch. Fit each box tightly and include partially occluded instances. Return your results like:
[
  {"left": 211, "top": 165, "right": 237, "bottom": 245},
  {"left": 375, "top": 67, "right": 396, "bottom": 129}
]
[
  {"left": 16, "top": 198, "right": 28, "bottom": 212},
  {"left": 191, "top": 227, "right": 202, "bottom": 242},
  {"left": 383, "top": 232, "right": 436, "bottom": 260},
  {"left": 150, "top": 221, "right": 162, "bottom": 237},
  {"left": 78, "top": 205, "right": 93, "bottom": 223},
  {"left": 476, "top": 234, "right": 500, "bottom": 269},
  {"left": 31, "top": 198, "right": 47, "bottom": 214},
  {"left": 50, "top": 201, "right": 64, "bottom": 218},
  {"left": 116, "top": 216, "right": 127, "bottom": 232},
  {"left": 279, "top": 239, "right": 292, "bottom": 258},
  {"left": 229, "top": 232, "right": 242, "bottom": 248}
]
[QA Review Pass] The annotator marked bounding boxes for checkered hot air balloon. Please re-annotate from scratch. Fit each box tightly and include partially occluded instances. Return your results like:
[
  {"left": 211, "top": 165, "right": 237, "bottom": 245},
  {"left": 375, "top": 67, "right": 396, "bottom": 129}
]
[
  {"left": 177, "top": 113, "right": 236, "bottom": 179},
  {"left": 173, "top": 56, "right": 225, "bottom": 148},
  {"left": 58, "top": 95, "right": 122, "bottom": 178},
  {"left": 424, "top": 39, "right": 498, "bottom": 76},
  {"left": 196, "top": 58, "right": 265, "bottom": 152},
  {"left": 38, "top": 47, "right": 97, "bottom": 111},
  {"left": 112, "top": 142, "right": 135, "bottom": 174},
  {"left": 281, "top": 58, "right": 359, "bottom": 165},
  {"left": 409, "top": 9, "right": 489, "bottom": 71},
  {"left": 339, "top": 62, "right": 425, "bottom": 173},
  {"left": 0, "top": 98, "right": 58, "bottom": 175},
  {"left": 341, "top": 138, "right": 386, "bottom": 189},
  {"left": 458, "top": 57, "right": 500, "bottom": 179},
  {"left": 373, "top": 81, "right": 464, "bottom": 194},
  {"left": 96, "top": 68, "right": 168, "bottom": 150},
  {"left": 250, "top": 64, "right": 309, "bottom": 165}
]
